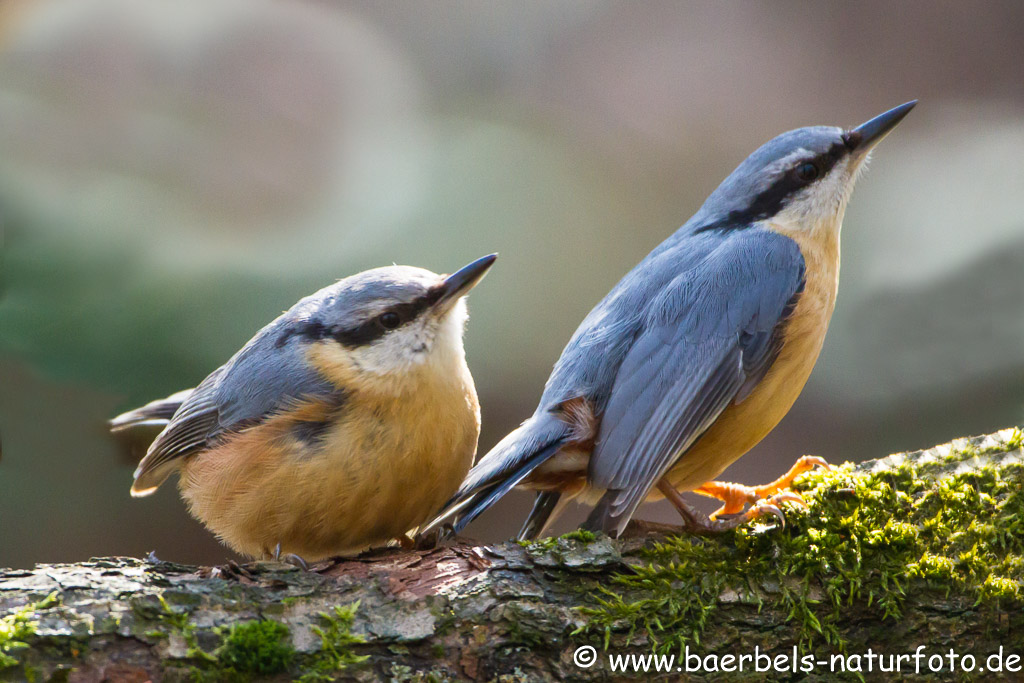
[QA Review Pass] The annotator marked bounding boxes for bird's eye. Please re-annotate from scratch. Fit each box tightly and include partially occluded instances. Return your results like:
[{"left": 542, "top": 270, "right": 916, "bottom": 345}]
[
  {"left": 378, "top": 312, "right": 401, "bottom": 330},
  {"left": 795, "top": 162, "right": 820, "bottom": 182}
]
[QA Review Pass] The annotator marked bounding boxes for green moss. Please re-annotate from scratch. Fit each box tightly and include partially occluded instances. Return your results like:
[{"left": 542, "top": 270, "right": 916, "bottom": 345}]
[
  {"left": 518, "top": 529, "right": 594, "bottom": 552},
  {"left": 907, "top": 552, "right": 957, "bottom": 582},
  {"left": 214, "top": 620, "right": 294, "bottom": 676},
  {"left": 518, "top": 537, "right": 557, "bottom": 552},
  {"left": 0, "top": 592, "right": 59, "bottom": 670},
  {"left": 980, "top": 575, "right": 1020, "bottom": 602},
  {"left": 296, "top": 603, "right": 369, "bottom": 682},
  {"left": 148, "top": 594, "right": 367, "bottom": 682},
  {"left": 561, "top": 529, "right": 597, "bottom": 543},
  {"left": 151, "top": 595, "right": 214, "bottom": 664},
  {"left": 576, "top": 430, "right": 1024, "bottom": 654},
  {"left": 165, "top": 616, "right": 297, "bottom": 683},
  {"left": 1003, "top": 427, "right": 1024, "bottom": 451}
]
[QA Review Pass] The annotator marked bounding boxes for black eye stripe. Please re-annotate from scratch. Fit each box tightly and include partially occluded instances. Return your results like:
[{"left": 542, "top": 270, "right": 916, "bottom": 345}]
[
  {"left": 277, "top": 286, "right": 447, "bottom": 349},
  {"left": 787, "top": 141, "right": 845, "bottom": 184},
  {"left": 276, "top": 319, "right": 328, "bottom": 348},
  {"left": 694, "top": 139, "right": 849, "bottom": 234}
]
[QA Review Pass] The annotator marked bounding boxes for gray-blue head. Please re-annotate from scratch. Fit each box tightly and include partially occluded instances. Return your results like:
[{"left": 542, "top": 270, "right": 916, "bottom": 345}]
[
  {"left": 691, "top": 101, "right": 916, "bottom": 236},
  {"left": 274, "top": 254, "right": 496, "bottom": 386}
]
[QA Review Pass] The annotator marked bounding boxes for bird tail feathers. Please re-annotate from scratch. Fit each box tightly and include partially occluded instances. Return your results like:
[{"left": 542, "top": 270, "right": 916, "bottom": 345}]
[
  {"left": 422, "top": 413, "right": 570, "bottom": 536},
  {"left": 111, "top": 389, "right": 194, "bottom": 497},
  {"left": 109, "top": 389, "right": 193, "bottom": 432}
]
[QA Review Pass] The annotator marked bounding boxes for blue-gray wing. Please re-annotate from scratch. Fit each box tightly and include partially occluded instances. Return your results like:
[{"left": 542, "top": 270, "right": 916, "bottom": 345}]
[
  {"left": 588, "top": 229, "right": 806, "bottom": 532},
  {"left": 131, "top": 315, "right": 341, "bottom": 495}
]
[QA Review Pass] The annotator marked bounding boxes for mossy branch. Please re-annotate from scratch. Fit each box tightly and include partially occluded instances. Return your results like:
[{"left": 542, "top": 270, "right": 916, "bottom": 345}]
[{"left": 1, "top": 427, "right": 1023, "bottom": 681}]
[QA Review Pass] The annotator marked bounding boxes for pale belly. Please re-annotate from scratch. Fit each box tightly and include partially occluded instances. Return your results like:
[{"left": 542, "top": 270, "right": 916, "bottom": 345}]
[{"left": 178, "top": 379, "right": 480, "bottom": 560}]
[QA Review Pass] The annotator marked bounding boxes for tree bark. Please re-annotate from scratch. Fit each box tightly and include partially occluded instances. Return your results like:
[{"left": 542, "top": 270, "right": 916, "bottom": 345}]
[{"left": 2, "top": 427, "right": 1023, "bottom": 682}]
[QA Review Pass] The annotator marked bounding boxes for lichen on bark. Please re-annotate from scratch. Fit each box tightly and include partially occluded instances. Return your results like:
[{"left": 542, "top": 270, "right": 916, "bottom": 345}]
[{"left": 0, "top": 427, "right": 1022, "bottom": 681}]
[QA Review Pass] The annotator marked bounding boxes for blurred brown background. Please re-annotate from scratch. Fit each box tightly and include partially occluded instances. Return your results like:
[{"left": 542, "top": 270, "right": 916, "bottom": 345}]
[{"left": 1, "top": 0, "right": 1022, "bottom": 568}]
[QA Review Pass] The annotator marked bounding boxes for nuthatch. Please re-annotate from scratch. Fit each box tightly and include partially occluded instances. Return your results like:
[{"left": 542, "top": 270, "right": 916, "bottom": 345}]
[
  {"left": 426, "top": 102, "right": 916, "bottom": 540},
  {"left": 112, "top": 254, "right": 496, "bottom": 561}
]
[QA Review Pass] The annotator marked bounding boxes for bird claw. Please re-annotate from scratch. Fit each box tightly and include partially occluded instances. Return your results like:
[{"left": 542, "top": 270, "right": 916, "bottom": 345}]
[
  {"left": 768, "top": 491, "right": 808, "bottom": 509},
  {"left": 271, "top": 542, "right": 310, "bottom": 571},
  {"left": 796, "top": 455, "right": 832, "bottom": 472},
  {"left": 282, "top": 554, "right": 309, "bottom": 570},
  {"left": 754, "top": 455, "right": 831, "bottom": 498},
  {"left": 749, "top": 501, "right": 786, "bottom": 529},
  {"left": 419, "top": 522, "right": 457, "bottom": 545},
  {"left": 414, "top": 526, "right": 449, "bottom": 550},
  {"left": 710, "top": 489, "right": 807, "bottom": 531}
]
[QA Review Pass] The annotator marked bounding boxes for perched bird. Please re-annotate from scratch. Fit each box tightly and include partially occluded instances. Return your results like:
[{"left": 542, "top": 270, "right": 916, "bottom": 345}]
[
  {"left": 112, "top": 255, "right": 496, "bottom": 561},
  {"left": 426, "top": 102, "right": 916, "bottom": 541}
]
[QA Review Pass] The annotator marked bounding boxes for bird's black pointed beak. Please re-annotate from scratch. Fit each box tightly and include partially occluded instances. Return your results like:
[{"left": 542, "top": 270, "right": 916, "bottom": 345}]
[
  {"left": 846, "top": 100, "right": 917, "bottom": 155},
  {"left": 434, "top": 253, "right": 498, "bottom": 310}
]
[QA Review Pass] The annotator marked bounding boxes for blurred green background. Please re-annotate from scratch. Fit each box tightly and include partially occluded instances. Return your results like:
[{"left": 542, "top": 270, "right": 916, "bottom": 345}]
[{"left": 1, "top": 0, "right": 1022, "bottom": 568}]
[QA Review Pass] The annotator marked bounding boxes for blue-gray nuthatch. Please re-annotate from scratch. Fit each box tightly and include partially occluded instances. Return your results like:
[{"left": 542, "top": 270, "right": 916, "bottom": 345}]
[
  {"left": 112, "top": 254, "right": 496, "bottom": 560},
  {"left": 426, "top": 102, "right": 916, "bottom": 540}
]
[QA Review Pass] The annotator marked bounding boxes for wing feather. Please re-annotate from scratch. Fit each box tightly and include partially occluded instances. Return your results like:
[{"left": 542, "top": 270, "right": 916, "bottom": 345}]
[
  {"left": 589, "top": 230, "right": 806, "bottom": 532},
  {"left": 131, "top": 316, "right": 340, "bottom": 496}
]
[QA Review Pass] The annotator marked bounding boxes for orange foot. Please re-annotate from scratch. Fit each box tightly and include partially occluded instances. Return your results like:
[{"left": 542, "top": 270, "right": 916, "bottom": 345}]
[
  {"left": 694, "top": 455, "right": 830, "bottom": 519},
  {"left": 657, "top": 479, "right": 789, "bottom": 534}
]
